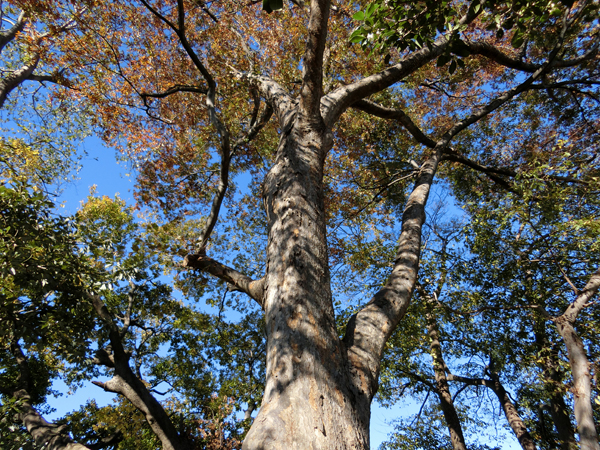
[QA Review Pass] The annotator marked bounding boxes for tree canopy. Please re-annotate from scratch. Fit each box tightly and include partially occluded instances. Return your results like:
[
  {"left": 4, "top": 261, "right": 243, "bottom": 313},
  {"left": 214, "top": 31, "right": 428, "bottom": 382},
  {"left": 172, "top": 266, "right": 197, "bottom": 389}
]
[{"left": 1, "top": 0, "right": 599, "bottom": 449}]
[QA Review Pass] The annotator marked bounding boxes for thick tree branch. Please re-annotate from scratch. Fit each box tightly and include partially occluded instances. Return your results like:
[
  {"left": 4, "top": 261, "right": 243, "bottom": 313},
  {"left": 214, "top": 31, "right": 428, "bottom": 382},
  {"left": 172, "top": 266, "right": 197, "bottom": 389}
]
[
  {"left": 343, "top": 147, "right": 442, "bottom": 400},
  {"left": 0, "top": 10, "right": 26, "bottom": 53},
  {"left": 559, "top": 266, "right": 600, "bottom": 324},
  {"left": 322, "top": 39, "right": 448, "bottom": 126},
  {"left": 233, "top": 72, "right": 296, "bottom": 128},
  {"left": 465, "top": 41, "right": 538, "bottom": 72},
  {"left": 13, "top": 390, "right": 92, "bottom": 450},
  {"left": 342, "top": 32, "right": 569, "bottom": 401},
  {"left": 140, "top": 84, "right": 208, "bottom": 100},
  {"left": 322, "top": 3, "right": 486, "bottom": 126},
  {"left": 547, "top": 267, "right": 600, "bottom": 450},
  {"left": 9, "top": 343, "right": 91, "bottom": 450},
  {"left": 183, "top": 253, "right": 265, "bottom": 307},
  {"left": 299, "top": 0, "right": 330, "bottom": 117},
  {"left": 0, "top": 54, "right": 40, "bottom": 108}
]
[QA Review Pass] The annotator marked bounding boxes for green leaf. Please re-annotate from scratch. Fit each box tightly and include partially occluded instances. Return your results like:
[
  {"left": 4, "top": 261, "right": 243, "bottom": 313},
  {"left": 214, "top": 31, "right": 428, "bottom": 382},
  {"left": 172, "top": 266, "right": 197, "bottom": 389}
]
[
  {"left": 449, "top": 59, "right": 457, "bottom": 74},
  {"left": 436, "top": 53, "right": 451, "bottom": 67},
  {"left": 353, "top": 11, "right": 365, "bottom": 21},
  {"left": 511, "top": 31, "right": 525, "bottom": 48}
]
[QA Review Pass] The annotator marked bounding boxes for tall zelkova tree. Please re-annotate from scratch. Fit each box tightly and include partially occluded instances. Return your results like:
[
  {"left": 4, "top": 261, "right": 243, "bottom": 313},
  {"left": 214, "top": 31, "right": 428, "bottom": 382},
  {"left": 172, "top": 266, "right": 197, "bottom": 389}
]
[{"left": 21, "top": 0, "right": 599, "bottom": 448}]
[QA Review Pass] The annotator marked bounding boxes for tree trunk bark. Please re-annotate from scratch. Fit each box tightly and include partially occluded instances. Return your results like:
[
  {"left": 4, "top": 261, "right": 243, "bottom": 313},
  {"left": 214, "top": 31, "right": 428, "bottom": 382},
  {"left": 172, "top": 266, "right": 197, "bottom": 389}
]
[
  {"left": 487, "top": 378, "right": 537, "bottom": 450},
  {"left": 242, "top": 118, "right": 370, "bottom": 449},
  {"left": 555, "top": 318, "right": 600, "bottom": 450},
  {"left": 534, "top": 319, "right": 577, "bottom": 449},
  {"left": 426, "top": 312, "right": 468, "bottom": 450},
  {"left": 541, "top": 346, "right": 578, "bottom": 450},
  {"left": 553, "top": 268, "right": 600, "bottom": 450},
  {"left": 13, "top": 390, "right": 91, "bottom": 450},
  {"left": 548, "top": 389, "right": 578, "bottom": 450}
]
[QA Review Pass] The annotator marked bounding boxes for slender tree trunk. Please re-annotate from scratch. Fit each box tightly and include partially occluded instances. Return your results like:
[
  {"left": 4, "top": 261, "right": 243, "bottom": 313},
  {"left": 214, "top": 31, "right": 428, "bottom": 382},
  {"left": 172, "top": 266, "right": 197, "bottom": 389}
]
[
  {"left": 487, "top": 378, "right": 537, "bottom": 450},
  {"left": 89, "top": 294, "right": 191, "bottom": 450},
  {"left": 555, "top": 318, "right": 600, "bottom": 450},
  {"left": 534, "top": 320, "right": 577, "bottom": 449},
  {"left": 243, "top": 119, "right": 370, "bottom": 449},
  {"left": 541, "top": 345, "right": 578, "bottom": 450},
  {"left": 553, "top": 268, "right": 600, "bottom": 450},
  {"left": 447, "top": 371, "right": 536, "bottom": 450},
  {"left": 548, "top": 392, "right": 578, "bottom": 450},
  {"left": 426, "top": 312, "right": 468, "bottom": 450}
]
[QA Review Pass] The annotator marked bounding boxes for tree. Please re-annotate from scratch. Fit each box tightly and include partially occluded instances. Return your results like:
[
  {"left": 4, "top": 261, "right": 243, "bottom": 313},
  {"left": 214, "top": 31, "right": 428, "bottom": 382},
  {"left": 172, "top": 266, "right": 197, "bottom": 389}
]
[{"left": 4, "top": 0, "right": 600, "bottom": 448}]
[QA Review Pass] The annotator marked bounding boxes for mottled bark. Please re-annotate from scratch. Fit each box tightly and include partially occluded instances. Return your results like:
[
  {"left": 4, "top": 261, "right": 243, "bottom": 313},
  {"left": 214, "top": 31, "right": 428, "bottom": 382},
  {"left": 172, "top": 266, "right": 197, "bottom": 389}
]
[
  {"left": 553, "top": 268, "right": 600, "bottom": 450},
  {"left": 180, "top": 1, "right": 572, "bottom": 448},
  {"left": 242, "top": 114, "right": 370, "bottom": 449},
  {"left": 343, "top": 148, "right": 442, "bottom": 404}
]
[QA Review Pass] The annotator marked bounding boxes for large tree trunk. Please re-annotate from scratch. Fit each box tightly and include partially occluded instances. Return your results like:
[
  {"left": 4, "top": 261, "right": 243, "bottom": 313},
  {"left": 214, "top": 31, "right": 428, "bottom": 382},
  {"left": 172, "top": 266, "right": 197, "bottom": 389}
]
[{"left": 243, "top": 118, "right": 370, "bottom": 449}]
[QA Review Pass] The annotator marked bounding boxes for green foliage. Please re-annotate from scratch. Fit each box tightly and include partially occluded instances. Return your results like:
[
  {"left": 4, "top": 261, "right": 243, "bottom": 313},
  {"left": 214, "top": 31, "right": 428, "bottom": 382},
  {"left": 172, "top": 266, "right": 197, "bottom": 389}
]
[{"left": 350, "top": 0, "right": 600, "bottom": 73}]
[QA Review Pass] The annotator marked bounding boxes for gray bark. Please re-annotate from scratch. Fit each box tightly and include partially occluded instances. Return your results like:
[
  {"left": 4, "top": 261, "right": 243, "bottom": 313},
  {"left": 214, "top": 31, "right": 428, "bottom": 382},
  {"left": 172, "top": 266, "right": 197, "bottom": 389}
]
[
  {"left": 13, "top": 390, "right": 91, "bottom": 450},
  {"left": 553, "top": 268, "right": 600, "bottom": 450},
  {"left": 534, "top": 325, "right": 578, "bottom": 450},
  {"left": 242, "top": 113, "right": 371, "bottom": 449},
  {"left": 426, "top": 313, "right": 468, "bottom": 450},
  {"left": 6, "top": 342, "right": 91, "bottom": 450}
]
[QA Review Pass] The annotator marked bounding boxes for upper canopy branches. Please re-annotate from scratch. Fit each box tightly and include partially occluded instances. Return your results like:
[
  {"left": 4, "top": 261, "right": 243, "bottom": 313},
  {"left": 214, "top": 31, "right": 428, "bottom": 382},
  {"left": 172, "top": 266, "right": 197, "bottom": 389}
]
[{"left": 15, "top": 0, "right": 598, "bottom": 279}]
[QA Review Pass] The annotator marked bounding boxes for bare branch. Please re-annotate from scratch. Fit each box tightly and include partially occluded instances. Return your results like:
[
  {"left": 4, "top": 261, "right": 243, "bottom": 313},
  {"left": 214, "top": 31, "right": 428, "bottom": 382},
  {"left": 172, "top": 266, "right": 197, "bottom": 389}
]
[
  {"left": 140, "top": 84, "right": 208, "bottom": 99},
  {"left": 183, "top": 253, "right": 265, "bottom": 307},
  {"left": 351, "top": 99, "right": 437, "bottom": 148}
]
